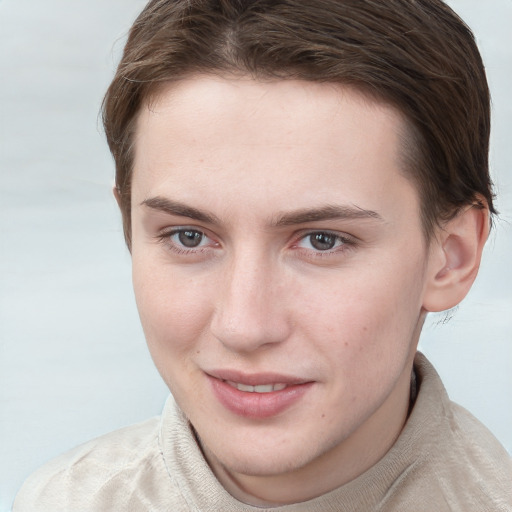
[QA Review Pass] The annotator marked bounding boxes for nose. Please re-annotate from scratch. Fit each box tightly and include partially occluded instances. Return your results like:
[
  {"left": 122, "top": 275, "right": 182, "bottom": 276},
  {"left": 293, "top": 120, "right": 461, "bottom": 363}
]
[{"left": 210, "top": 251, "right": 291, "bottom": 354}]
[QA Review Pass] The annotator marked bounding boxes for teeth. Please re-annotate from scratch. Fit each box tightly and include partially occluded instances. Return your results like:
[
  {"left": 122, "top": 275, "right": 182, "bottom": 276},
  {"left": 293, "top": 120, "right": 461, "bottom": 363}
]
[
  {"left": 238, "top": 383, "right": 257, "bottom": 392},
  {"left": 226, "top": 381, "right": 288, "bottom": 393},
  {"left": 254, "top": 384, "right": 274, "bottom": 393}
]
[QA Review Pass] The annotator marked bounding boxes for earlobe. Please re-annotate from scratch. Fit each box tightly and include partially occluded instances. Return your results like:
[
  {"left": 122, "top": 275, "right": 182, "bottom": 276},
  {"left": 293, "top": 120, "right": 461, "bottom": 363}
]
[
  {"left": 422, "top": 203, "right": 490, "bottom": 313},
  {"left": 113, "top": 185, "right": 122, "bottom": 209}
]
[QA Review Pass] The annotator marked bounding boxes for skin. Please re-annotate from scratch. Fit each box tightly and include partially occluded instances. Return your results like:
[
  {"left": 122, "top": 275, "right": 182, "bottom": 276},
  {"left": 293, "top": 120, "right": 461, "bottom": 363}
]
[{"left": 128, "top": 76, "right": 487, "bottom": 506}]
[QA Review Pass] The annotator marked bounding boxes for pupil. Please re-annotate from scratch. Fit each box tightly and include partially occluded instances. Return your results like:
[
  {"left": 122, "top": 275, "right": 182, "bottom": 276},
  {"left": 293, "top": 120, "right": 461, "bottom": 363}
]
[
  {"left": 310, "top": 233, "right": 336, "bottom": 251},
  {"left": 178, "top": 230, "right": 203, "bottom": 248}
]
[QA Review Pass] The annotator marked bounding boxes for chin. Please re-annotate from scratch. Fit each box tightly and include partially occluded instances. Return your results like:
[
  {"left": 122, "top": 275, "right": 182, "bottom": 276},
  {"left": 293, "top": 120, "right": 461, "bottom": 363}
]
[
  {"left": 218, "top": 447, "right": 310, "bottom": 477},
  {"left": 203, "top": 427, "right": 338, "bottom": 478}
]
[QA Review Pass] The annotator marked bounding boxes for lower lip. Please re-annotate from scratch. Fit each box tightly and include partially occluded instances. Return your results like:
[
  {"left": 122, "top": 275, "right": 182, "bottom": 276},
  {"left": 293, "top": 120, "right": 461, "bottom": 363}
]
[{"left": 208, "top": 376, "right": 313, "bottom": 419}]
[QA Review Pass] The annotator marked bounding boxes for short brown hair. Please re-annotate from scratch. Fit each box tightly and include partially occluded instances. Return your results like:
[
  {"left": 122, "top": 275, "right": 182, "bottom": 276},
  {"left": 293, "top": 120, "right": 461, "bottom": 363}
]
[{"left": 103, "top": 0, "right": 495, "bottom": 248}]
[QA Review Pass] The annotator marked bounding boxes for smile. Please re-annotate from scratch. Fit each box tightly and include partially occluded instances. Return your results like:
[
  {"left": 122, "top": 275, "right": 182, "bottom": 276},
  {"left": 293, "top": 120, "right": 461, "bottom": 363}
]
[
  {"left": 207, "top": 372, "right": 314, "bottom": 418},
  {"left": 224, "top": 381, "right": 288, "bottom": 393}
]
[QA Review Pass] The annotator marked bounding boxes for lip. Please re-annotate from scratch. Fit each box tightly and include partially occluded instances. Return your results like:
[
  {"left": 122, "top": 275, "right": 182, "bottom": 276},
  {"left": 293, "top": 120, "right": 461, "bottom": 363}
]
[
  {"left": 206, "top": 369, "right": 309, "bottom": 386},
  {"left": 206, "top": 370, "right": 314, "bottom": 419}
]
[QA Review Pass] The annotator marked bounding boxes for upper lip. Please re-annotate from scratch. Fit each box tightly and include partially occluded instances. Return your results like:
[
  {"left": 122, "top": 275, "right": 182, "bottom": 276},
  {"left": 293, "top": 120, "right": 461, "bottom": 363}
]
[{"left": 205, "top": 369, "right": 311, "bottom": 386}]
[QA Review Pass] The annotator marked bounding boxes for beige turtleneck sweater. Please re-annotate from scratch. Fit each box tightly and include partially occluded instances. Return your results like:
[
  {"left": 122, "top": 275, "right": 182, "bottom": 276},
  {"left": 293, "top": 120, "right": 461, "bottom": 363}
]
[{"left": 13, "top": 353, "right": 512, "bottom": 511}]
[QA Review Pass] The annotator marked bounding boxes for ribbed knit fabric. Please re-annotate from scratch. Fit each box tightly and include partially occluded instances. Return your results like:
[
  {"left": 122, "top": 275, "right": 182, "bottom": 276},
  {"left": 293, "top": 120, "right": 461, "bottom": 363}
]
[{"left": 13, "top": 353, "right": 512, "bottom": 511}]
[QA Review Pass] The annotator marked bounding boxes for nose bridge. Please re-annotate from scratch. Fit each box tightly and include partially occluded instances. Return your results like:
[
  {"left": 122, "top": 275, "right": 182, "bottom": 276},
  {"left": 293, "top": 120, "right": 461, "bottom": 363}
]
[{"left": 211, "top": 245, "right": 288, "bottom": 352}]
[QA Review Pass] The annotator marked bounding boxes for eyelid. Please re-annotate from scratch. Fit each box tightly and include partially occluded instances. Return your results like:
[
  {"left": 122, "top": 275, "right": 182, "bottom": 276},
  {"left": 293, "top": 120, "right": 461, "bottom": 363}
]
[
  {"left": 294, "top": 229, "right": 356, "bottom": 244},
  {"left": 158, "top": 224, "right": 213, "bottom": 238}
]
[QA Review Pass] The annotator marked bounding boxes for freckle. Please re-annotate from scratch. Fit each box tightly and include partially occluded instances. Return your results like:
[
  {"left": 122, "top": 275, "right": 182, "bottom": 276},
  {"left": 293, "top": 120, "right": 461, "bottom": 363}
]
[
  {"left": 321, "top": 414, "right": 326, "bottom": 419},
  {"left": 196, "top": 350, "right": 200, "bottom": 354},
  {"left": 344, "top": 342, "right": 349, "bottom": 347}
]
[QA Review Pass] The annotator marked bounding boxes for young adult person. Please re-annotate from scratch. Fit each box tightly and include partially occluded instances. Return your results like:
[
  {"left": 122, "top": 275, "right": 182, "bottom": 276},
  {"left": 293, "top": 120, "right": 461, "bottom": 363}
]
[{"left": 13, "top": 0, "right": 512, "bottom": 510}]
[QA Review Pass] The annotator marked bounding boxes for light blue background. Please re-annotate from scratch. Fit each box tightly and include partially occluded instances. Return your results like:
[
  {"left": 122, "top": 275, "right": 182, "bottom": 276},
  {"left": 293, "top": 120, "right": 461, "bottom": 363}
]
[{"left": 1, "top": 1, "right": 511, "bottom": 510}]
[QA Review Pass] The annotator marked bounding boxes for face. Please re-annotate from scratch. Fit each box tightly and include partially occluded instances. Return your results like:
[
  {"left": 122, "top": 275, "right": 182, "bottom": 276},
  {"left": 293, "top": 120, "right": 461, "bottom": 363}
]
[{"left": 130, "top": 76, "right": 438, "bottom": 503}]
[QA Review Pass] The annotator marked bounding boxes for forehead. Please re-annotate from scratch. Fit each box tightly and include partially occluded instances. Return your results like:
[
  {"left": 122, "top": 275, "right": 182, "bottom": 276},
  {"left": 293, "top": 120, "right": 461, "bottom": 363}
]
[
  {"left": 131, "top": 76, "right": 419, "bottom": 226},
  {"left": 137, "top": 76, "right": 405, "bottom": 151}
]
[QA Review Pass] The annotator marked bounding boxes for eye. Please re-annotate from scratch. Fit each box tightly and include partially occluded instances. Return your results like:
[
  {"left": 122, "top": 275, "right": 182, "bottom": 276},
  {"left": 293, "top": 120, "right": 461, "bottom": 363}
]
[
  {"left": 173, "top": 229, "right": 207, "bottom": 248},
  {"left": 158, "top": 227, "right": 217, "bottom": 254},
  {"left": 296, "top": 231, "right": 351, "bottom": 252}
]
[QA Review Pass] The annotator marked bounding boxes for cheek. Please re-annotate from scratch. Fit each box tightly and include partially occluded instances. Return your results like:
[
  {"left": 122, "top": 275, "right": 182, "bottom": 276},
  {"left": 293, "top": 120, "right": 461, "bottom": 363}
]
[
  {"left": 132, "top": 258, "right": 213, "bottom": 375},
  {"left": 296, "top": 254, "right": 426, "bottom": 374}
]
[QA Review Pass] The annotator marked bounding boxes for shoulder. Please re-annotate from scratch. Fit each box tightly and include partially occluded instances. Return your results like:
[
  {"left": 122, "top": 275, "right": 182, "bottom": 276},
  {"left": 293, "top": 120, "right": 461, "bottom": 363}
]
[
  {"left": 13, "top": 416, "right": 176, "bottom": 512},
  {"left": 426, "top": 401, "right": 512, "bottom": 510},
  {"left": 407, "top": 354, "right": 512, "bottom": 510},
  {"left": 444, "top": 400, "right": 512, "bottom": 481}
]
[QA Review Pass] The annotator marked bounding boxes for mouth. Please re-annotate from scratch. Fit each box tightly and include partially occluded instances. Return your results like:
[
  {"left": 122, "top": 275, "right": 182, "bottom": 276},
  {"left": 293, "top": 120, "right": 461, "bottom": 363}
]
[
  {"left": 224, "top": 381, "right": 288, "bottom": 393},
  {"left": 206, "top": 370, "right": 314, "bottom": 418}
]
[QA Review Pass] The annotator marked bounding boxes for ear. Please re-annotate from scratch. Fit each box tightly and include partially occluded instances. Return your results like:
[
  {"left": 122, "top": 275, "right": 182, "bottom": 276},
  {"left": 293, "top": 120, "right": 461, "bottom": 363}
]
[
  {"left": 113, "top": 185, "right": 122, "bottom": 209},
  {"left": 422, "top": 203, "right": 490, "bottom": 313}
]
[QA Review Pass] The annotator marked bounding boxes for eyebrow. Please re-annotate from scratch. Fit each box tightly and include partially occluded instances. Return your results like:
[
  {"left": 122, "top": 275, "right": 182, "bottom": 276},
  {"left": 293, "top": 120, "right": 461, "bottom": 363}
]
[
  {"left": 141, "top": 196, "right": 220, "bottom": 224},
  {"left": 141, "top": 196, "right": 384, "bottom": 226},
  {"left": 272, "top": 204, "right": 384, "bottom": 226}
]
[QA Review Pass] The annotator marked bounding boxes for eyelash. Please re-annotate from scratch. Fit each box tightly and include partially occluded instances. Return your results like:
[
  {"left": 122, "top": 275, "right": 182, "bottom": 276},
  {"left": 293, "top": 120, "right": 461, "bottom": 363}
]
[{"left": 156, "top": 228, "right": 356, "bottom": 258}]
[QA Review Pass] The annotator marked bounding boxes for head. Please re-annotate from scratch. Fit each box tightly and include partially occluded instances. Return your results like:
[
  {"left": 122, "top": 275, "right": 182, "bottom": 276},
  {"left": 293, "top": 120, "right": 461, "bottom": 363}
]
[{"left": 102, "top": 0, "right": 493, "bottom": 505}]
